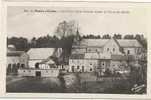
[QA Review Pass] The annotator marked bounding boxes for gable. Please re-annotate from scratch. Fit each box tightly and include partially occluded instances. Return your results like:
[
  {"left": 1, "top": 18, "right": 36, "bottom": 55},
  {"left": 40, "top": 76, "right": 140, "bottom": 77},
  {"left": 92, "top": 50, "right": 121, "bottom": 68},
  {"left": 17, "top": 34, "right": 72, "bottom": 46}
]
[{"left": 103, "top": 38, "right": 121, "bottom": 54}]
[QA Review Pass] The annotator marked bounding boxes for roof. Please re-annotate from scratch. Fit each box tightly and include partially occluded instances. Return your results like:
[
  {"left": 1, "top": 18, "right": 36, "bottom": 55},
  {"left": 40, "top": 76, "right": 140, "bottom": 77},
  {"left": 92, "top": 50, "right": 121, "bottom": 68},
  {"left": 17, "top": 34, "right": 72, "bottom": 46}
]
[
  {"left": 117, "top": 39, "right": 142, "bottom": 48},
  {"left": 70, "top": 54, "right": 85, "bottom": 59},
  {"left": 77, "top": 39, "right": 109, "bottom": 47},
  {"left": 111, "top": 55, "right": 128, "bottom": 61},
  {"left": 73, "top": 39, "right": 142, "bottom": 48},
  {"left": 7, "top": 51, "right": 25, "bottom": 57},
  {"left": 27, "top": 48, "right": 55, "bottom": 60}
]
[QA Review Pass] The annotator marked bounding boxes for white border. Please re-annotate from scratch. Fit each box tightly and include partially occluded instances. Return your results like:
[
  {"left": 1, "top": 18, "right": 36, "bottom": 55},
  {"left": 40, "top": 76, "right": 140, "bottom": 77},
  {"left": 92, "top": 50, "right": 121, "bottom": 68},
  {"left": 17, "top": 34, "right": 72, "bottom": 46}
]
[{"left": 1, "top": 2, "right": 151, "bottom": 99}]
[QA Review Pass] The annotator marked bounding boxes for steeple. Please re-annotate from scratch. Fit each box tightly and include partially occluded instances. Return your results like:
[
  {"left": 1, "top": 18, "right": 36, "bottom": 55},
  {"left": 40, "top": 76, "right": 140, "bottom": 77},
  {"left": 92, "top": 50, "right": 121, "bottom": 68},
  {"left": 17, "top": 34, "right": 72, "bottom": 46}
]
[
  {"left": 76, "top": 28, "right": 80, "bottom": 41},
  {"left": 73, "top": 27, "right": 81, "bottom": 45}
]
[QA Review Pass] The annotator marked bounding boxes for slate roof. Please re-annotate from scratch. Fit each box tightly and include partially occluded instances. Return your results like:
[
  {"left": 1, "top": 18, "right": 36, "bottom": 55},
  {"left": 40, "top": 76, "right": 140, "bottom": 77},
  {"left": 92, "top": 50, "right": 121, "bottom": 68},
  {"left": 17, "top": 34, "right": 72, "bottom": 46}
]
[
  {"left": 27, "top": 48, "right": 55, "bottom": 60},
  {"left": 7, "top": 51, "right": 25, "bottom": 57},
  {"left": 78, "top": 39, "right": 109, "bottom": 47},
  {"left": 117, "top": 39, "right": 142, "bottom": 48},
  {"left": 74, "top": 39, "right": 142, "bottom": 48}
]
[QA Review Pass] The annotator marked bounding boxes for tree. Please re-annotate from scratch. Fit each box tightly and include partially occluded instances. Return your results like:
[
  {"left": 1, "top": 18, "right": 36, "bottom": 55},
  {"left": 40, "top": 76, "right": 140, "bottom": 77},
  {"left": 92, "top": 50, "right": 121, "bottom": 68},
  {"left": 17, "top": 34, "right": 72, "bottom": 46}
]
[
  {"left": 124, "top": 34, "right": 134, "bottom": 39},
  {"left": 54, "top": 20, "right": 80, "bottom": 63},
  {"left": 135, "top": 34, "right": 147, "bottom": 49},
  {"left": 30, "top": 37, "right": 37, "bottom": 48},
  {"left": 102, "top": 34, "right": 111, "bottom": 39},
  {"left": 113, "top": 34, "right": 122, "bottom": 39},
  {"left": 55, "top": 20, "right": 77, "bottom": 38},
  {"left": 7, "top": 37, "right": 29, "bottom": 51}
]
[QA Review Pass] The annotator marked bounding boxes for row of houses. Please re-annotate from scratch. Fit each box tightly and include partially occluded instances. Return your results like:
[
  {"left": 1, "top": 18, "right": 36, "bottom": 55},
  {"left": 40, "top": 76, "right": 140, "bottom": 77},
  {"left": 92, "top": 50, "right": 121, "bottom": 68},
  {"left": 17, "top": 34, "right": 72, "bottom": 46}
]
[{"left": 7, "top": 33, "right": 146, "bottom": 77}]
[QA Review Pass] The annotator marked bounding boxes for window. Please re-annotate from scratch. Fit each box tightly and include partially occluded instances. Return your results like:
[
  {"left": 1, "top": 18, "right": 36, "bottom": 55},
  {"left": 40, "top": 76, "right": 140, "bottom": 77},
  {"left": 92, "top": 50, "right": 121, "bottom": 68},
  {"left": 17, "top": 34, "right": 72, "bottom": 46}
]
[
  {"left": 29, "top": 70, "right": 31, "bottom": 72},
  {"left": 90, "top": 63, "right": 92, "bottom": 65},
  {"left": 35, "top": 63, "right": 39, "bottom": 69},
  {"left": 21, "top": 64, "right": 25, "bottom": 68},
  {"left": 113, "top": 48, "right": 115, "bottom": 52},
  {"left": 102, "top": 62, "right": 105, "bottom": 66},
  {"left": 72, "top": 66, "right": 75, "bottom": 72},
  {"left": 23, "top": 70, "right": 25, "bottom": 72},
  {"left": 77, "top": 66, "right": 80, "bottom": 69},
  {"left": 90, "top": 68, "right": 92, "bottom": 71},
  {"left": 127, "top": 50, "right": 130, "bottom": 54},
  {"left": 17, "top": 63, "right": 20, "bottom": 69},
  {"left": 82, "top": 66, "right": 84, "bottom": 72},
  {"left": 107, "top": 48, "right": 109, "bottom": 51}
]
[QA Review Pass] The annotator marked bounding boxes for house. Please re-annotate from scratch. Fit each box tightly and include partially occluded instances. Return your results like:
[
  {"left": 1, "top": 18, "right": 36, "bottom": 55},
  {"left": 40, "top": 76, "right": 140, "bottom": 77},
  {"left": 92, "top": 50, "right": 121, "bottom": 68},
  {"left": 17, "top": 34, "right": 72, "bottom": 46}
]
[
  {"left": 68, "top": 54, "right": 98, "bottom": 72},
  {"left": 69, "top": 32, "right": 143, "bottom": 74},
  {"left": 7, "top": 45, "right": 28, "bottom": 75},
  {"left": 27, "top": 48, "right": 62, "bottom": 68},
  {"left": 18, "top": 48, "right": 62, "bottom": 77}
]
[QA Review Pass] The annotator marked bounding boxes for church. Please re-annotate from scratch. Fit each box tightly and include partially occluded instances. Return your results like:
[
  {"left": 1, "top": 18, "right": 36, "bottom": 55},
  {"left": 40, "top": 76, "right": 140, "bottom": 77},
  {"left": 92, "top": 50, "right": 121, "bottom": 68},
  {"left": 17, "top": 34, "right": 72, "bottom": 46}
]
[{"left": 68, "top": 30, "right": 144, "bottom": 75}]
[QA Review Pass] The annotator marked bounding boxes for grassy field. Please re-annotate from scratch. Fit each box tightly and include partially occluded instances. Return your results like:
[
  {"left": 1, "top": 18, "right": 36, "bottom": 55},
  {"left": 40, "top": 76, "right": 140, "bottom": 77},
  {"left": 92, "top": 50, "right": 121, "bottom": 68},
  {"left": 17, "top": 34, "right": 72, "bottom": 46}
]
[
  {"left": 6, "top": 73, "right": 138, "bottom": 93},
  {"left": 6, "top": 76, "right": 64, "bottom": 93}
]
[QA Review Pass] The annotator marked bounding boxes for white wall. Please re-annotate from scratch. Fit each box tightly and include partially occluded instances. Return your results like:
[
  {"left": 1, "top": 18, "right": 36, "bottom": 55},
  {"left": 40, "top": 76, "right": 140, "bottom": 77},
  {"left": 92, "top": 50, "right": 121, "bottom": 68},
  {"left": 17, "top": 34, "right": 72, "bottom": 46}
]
[
  {"left": 71, "top": 48, "right": 86, "bottom": 54},
  {"left": 84, "top": 52, "right": 99, "bottom": 59},
  {"left": 110, "top": 60, "right": 128, "bottom": 72},
  {"left": 18, "top": 69, "right": 59, "bottom": 77},
  {"left": 69, "top": 59, "right": 98, "bottom": 72},
  {"left": 7, "top": 56, "right": 25, "bottom": 68},
  {"left": 7, "top": 56, "right": 20, "bottom": 65},
  {"left": 86, "top": 47, "right": 103, "bottom": 53},
  {"left": 123, "top": 47, "right": 142, "bottom": 55},
  {"left": 28, "top": 60, "right": 42, "bottom": 68}
]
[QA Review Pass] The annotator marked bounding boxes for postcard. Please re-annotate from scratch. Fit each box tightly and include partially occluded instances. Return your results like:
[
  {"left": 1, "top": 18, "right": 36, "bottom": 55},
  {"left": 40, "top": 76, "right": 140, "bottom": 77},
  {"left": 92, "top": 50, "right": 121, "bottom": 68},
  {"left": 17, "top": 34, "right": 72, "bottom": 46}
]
[{"left": 0, "top": 2, "right": 151, "bottom": 99}]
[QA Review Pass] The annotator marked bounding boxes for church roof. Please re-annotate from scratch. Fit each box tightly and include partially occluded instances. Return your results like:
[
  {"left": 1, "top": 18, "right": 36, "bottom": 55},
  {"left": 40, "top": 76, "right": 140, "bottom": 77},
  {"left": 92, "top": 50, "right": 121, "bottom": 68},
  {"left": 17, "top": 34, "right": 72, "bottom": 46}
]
[
  {"left": 78, "top": 39, "right": 109, "bottom": 47},
  {"left": 117, "top": 39, "right": 142, "bottom": 48},
  {"left": 74, "top": 39, "right": 142, "bottom": 48}
]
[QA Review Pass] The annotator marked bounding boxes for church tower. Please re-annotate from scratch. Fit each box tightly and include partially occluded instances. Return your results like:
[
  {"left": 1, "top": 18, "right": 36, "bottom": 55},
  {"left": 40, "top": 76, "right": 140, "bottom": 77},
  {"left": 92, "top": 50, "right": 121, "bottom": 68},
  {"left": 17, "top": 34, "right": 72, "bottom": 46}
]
[{"left": 73, "top": 28, "right": 81, "bottom": 45}]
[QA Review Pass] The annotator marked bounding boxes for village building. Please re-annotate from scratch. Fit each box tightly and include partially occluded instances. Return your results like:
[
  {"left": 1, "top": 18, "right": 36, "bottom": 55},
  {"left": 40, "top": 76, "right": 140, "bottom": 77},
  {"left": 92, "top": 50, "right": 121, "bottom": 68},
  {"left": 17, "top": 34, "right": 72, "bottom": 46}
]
[
  {"left": 69, "top": 31, "right": 143, "bottom": 74},
  {"left": 7, "top": 45, "right": 28, "bottom": 75},
  {"left": 18, "top": 48, "right": 62, "bottom": 77}
]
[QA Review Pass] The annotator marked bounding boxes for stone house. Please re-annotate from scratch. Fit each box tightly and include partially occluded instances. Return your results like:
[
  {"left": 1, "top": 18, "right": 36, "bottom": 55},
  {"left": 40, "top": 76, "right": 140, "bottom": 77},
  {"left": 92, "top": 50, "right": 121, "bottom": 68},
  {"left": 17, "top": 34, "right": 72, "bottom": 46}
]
[{"left": 68, "top": 54, "right": 98, "bottom": 72}]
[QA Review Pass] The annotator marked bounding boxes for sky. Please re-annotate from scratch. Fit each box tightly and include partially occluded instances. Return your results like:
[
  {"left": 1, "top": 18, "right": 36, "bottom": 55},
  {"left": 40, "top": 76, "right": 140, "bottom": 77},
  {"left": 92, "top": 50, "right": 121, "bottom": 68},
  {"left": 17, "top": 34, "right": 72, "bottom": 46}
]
[{"left": 7, "top": 6, "right": 148, "bottom": 40}]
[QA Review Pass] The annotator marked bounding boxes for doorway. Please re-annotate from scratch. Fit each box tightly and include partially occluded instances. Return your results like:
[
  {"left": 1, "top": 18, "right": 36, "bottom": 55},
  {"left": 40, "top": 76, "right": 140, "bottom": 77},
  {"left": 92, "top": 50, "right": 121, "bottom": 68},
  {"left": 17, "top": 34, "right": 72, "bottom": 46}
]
[{"left": 36, "top": 71, "right": 41, "bottom": 77}]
